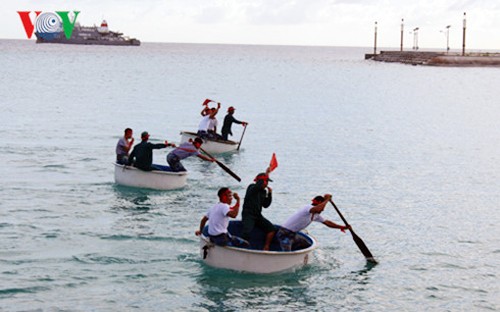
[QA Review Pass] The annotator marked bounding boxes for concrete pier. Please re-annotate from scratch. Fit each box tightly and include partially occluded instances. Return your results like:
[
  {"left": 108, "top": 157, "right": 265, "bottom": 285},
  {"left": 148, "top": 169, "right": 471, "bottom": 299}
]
[{"left": 366, "top": 51, "right": 500, "bottom": 66}]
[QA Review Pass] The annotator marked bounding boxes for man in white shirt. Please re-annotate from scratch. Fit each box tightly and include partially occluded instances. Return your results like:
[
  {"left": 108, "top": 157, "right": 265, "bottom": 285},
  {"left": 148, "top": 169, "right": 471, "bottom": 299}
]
[
  {"left": 277, "top": 194, "right": 350, "bottom": 251},
  {"left": 195, "top": 188, "right": 249, "bottom": 248},
  {"left": 197, "top": 103, "right": 221, "bottom": 139}
]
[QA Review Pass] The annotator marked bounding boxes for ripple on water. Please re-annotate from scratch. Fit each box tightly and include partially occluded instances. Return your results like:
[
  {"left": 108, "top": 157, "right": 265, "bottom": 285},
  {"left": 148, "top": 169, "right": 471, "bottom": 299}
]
[
  {"left": 0, "top": 286, "right": 50, "bottom": 296},
  {"left": 71, "top": 254, "right": 150, "bottom": 265},
  {"left": 97, "top": 234, "right": 193, "bottom": 244}
]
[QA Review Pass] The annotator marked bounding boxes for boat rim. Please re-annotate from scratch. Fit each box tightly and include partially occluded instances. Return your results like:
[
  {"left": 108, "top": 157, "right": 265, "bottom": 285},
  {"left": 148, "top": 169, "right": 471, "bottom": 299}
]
[
  {"left": 200, "top": 233, "right": 318, "bottom": 255},
  {"left": 180, "top": 131, "right": 239, "bottom": 145},
  {"left": 114, "top": 163, "right": 188, "bottom": 176}
]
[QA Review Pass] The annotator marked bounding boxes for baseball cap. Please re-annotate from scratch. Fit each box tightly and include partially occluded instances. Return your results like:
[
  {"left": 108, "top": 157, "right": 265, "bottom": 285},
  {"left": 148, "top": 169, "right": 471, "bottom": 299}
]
[
  {"left": 141, "top": 131, "right": 149, "bottom": 138},
  {"left": 254, "top": 172, "right": 272, "bottom": 182},
  {"left": 312, "top": 195, "right": 325, "bottom": 202},
  {"left": 228, "top": 106, "right": 235, "bottom": 112}
]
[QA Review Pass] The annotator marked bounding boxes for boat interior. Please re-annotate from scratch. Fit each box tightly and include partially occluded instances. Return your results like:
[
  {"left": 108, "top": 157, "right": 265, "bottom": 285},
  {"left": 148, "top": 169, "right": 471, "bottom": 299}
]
[{"left": 202, "top": 220, "right": 313, "bottom": 252}]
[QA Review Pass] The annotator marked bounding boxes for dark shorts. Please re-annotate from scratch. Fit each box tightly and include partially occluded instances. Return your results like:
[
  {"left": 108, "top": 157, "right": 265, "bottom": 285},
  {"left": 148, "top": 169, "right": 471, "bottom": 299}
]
[
  {"left": 241, "top": 214, "right": 275, "bottom": 240},
  {"left": 197, "top": 130, "right": 208, "bottom": 138},
  {"left": 116, "top": 155, "right": 129, "bottom": 165},
  {"left": 209, "top": 233, "right": 249, "bottom": 248},
  {"left": 166, "top": 154, "right": 186, "bottom": 172},
  {"left": 276, "top": 227, "right": 309, "bottom": 251}
]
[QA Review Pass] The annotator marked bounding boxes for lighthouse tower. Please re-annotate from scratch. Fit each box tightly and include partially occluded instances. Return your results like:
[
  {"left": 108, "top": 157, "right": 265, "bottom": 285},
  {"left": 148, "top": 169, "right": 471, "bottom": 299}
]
[{"left": 98, "top": 20, "right": 109, "bottom": 33}]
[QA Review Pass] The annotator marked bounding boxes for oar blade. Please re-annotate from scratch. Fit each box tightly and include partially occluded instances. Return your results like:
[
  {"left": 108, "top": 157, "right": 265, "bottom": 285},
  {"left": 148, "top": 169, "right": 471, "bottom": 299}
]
[
  {"left": 216, "top": 160, "right": 241, "bottom": 182},
  {"left": 329, "top": 199, "right": 377, "bottom": 263},
  {"left": 200, "top": 147, "right": 241, "bottom": 182},
  {"left": 237, "top": 124, "right": 247, "bottom": 151},
  {"left": 350, "top": 229, "right": 377, "bottom": 263}
]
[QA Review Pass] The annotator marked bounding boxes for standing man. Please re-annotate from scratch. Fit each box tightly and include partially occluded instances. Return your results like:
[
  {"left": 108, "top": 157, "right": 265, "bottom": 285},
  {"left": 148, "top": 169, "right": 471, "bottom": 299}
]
[
  {"left": 166, "top": 137, "right": 214, "bottom": 172},
  {"left": 221, "top": 106, "right": 248, "bottom": 141},
  {"left": 241, "top": 168, "right": 275, "bottom": 250},
  {"left": 195, "top": 187, "right": 249, "bottom": 248},
  {"left": 128, "top": 131, "right": 175, "bottom": 171},
  {"left": 276, "top": 194, "right": 350, "bottom": 251},
  {"left": 116, "top": 128, "right": 134, "bottom": 164}
]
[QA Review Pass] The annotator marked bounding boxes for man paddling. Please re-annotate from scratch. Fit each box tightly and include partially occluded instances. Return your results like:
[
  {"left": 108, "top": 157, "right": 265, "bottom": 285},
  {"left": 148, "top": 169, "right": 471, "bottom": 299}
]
[
  {"left": 166, "top": 137, "right": 214, "bottom": 172},
  {"left": 276, "top": 194, "right": 350, "bottom": 251},
  {"left": 128, "top": 131, "right": 176, "bottom": 171},
  {"left": 195, "top": 187, "right": 249, "bottom": 248},
  {"left": 221, "top": 106, "right": 247, "bottom": 141}
]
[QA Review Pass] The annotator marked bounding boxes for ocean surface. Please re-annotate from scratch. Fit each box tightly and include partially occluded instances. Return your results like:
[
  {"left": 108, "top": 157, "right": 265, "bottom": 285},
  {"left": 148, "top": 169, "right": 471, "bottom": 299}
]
[{"left": 0, "top": 39, "right": 499, "bottom": 311}]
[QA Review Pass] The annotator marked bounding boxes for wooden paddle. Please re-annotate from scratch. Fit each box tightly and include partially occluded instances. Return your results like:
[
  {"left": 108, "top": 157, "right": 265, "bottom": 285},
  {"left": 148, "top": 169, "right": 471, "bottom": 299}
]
[
  {"left": 200, "top": 147, "right": 241, "bottom": 182},
  {"left": 329, "top": 199, "right": 377, "bottom": 263},
  {"left": 237, "top": 124, "right": 247, "bottom": 151}
]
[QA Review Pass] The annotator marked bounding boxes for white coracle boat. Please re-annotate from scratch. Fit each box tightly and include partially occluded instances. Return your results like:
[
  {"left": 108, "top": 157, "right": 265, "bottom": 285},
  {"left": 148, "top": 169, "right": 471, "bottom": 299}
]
[
  {"left": 114, "top": 163, "right": 187, "bottom": 190},
  {"left": 180, "top": 131, "right": 240, "bottom": 154},
  {"left": 199, "top": 221, "right": 318, "bottom": 274}
]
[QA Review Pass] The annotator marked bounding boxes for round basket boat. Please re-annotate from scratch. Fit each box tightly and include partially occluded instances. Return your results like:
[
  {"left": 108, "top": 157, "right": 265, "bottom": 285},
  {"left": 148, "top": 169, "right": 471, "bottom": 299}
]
[
  {"left": 180, "top": 131, "right": 239, "bottom": 154},
  {"left": 114, "top": 163, "right": 188, "bottom": 190},
  {"left": 199, "top": 221, "right": 317, "bottom": 274}
]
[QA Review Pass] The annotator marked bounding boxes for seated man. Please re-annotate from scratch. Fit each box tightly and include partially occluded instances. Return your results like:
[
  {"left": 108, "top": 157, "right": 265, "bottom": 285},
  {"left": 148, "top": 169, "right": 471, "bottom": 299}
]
[
  {"left": 128, "top": 131, "right": 175, "bottom": 171},
  {"left": 277, "top": 194, "right": 349, "bottom": 251},
  {"left": 115, "top": 128, "right": 134, "bottom": 164},
  {"left": 166, "top": 137, "right": 214, "bottom": 172},
  {"left": 195, "top": 187, "right": 249, "bottom": 248}
]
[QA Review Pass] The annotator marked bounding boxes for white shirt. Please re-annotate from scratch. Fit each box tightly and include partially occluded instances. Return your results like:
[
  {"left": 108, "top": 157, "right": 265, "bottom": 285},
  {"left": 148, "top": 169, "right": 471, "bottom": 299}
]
[
  {"left": 116, "top": 137, "right": 129, "bottom": 157},
  {"left": 281, "top": 204, "right": 325, "bottom": 233},
  {"left": 208, "top": 118, "right": 218, "bottom": 131},
  {"left": 198, "top": 115, "right": 211, "bottom": 132},
  {"left": 206, "top": 202, "right": 230, "bottom": 236}
]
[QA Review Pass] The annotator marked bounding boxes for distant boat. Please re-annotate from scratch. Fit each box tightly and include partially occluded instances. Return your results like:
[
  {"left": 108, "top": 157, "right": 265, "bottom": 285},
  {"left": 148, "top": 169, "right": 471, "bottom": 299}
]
[
  {"left": 180, "top": 131, "right": 239, "bottom": 154},
  {"left": 35, "top": 19, "right": 140, "bottom": 46},
  {"left": 199, "top": 221, "right": 318, "bottom": 274},
  {"left": 114, "top": 163, "right": 187, "bottom": 190}
]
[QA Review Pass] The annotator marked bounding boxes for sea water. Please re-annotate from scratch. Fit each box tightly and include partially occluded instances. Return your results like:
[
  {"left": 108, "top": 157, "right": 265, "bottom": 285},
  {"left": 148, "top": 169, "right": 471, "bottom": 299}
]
[{"left": 0, "top": 40, "right": 499, "bottom": 311}]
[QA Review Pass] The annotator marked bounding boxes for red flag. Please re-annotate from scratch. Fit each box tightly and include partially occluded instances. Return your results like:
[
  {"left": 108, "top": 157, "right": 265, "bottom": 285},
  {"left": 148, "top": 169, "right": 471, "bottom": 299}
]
[
  {"left": 202, "top": 99, "right": 213, "bottom": 106},
  {"left": 269, "top": 153, "right": 278, "bottom": 172}
]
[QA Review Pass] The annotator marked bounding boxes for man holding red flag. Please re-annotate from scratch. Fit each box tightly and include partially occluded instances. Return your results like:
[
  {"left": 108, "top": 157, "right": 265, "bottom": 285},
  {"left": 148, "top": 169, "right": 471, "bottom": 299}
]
[{"left": 241, "top": 154, "right": 278, "bottom": 250}]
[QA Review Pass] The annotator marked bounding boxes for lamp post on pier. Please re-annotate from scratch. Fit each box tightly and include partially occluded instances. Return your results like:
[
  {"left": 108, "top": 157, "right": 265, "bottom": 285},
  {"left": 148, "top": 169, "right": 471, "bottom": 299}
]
[
  {"left": 462, "top": 12, "right": 466, "bottom": 56},
  {"left": 412, "top": 27, "right": 419, "bottom": 50},
  {"left": 400, "top": 18, "right": 404, "bottom": 51},
  {"left": 374, "top": 21, "right": 378, "bottom": 55},
  {"left": 445, "top": 25, "right": 451, "bottom": 54},
  {"left": 440, "top": 25, "right": 451, "bottom": 54}
]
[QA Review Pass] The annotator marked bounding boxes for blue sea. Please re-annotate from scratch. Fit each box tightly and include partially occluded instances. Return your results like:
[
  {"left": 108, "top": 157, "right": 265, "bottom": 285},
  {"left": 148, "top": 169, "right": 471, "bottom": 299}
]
[{"left": 1, "top": 39, "right": 499, "bottom": 311}]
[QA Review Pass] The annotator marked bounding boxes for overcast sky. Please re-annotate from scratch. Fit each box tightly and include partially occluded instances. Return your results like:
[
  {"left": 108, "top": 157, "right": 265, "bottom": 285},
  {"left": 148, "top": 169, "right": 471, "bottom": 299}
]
[{"left": 2, "top": 0, "right": 499, "bottom": 50}]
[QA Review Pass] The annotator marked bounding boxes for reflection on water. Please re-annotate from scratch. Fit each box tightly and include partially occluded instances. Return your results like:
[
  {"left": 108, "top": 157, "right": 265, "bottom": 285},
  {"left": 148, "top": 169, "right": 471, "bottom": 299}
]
[
  {"left": 347, "top": 260, "right": 378, "bottom": 287},
  {"left": 218, "top": 152, "right": 239, "bottom": 164},
  {"left": 354, "top": 260, "right": 378, "bottom": 275},
  {"left": 193, "top": 258, "right": 380, "bottom": 311},
  {"left": 194, "top": 265, "right": 318, "bottom": 311}
]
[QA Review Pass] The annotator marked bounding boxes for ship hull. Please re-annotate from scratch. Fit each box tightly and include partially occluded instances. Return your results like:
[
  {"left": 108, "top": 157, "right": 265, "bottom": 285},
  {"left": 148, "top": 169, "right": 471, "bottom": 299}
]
[
  {"left": 36, "top": 36, "right": 140, "bottom": 46},
  {"left": 34, "top": 22, "right": 141, "bottom": 46}
]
